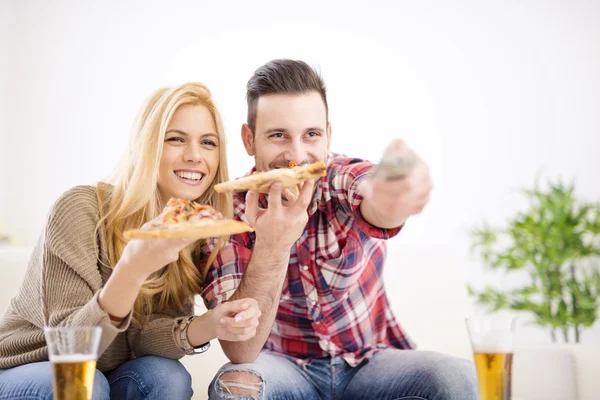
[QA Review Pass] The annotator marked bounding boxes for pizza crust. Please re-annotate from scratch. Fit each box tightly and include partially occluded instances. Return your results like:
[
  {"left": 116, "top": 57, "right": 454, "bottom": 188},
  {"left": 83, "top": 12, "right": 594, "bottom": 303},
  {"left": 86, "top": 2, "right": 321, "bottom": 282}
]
[
  {"left": 124, "top": 219, "right": 253, "bottom": 240},
  {"left": 214, "top": 161, "right": 327, "bottom": 194}
]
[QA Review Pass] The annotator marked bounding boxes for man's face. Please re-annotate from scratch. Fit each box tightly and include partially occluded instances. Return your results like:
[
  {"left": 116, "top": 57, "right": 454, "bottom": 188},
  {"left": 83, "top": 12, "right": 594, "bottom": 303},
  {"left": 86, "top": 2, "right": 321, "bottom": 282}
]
[{"left": 242, "top": 91, "right": 331, "bottom": 173}]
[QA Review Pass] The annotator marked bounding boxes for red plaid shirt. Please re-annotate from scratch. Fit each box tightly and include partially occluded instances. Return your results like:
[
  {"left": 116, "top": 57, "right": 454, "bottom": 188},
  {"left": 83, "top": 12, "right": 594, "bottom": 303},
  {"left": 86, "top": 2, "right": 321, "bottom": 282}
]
[{"left": 201, "top": 153, "right": 415, "bottom": 367}]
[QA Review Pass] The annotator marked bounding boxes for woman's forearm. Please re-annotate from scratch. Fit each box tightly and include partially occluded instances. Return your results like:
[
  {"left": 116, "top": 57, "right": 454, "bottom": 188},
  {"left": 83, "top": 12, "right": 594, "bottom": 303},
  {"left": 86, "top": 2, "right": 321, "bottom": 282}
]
[
  {"left": 175, "top": 309, "right": 217, "bottom": 348},
  {"left": 98, "top": 260, "right": 147, "bottom": 320}
]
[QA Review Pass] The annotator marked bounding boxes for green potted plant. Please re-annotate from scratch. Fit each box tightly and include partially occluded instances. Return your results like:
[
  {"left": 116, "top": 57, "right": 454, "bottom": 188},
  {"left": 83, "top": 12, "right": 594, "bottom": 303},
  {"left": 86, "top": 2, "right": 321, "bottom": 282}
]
[
  {"left": 0, "top": 223, "right": 12, "bottom": 247},
  {"left": 468, "top": 177, "right": 600, "bottom": 343}
]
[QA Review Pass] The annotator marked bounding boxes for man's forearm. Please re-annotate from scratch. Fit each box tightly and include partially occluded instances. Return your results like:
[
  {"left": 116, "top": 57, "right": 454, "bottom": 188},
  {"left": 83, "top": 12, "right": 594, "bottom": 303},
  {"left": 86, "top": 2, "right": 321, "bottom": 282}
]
[
  {"left": 219, "top": 239, "right": 290, "bottom": 364},
  {"left": 360, "top": 200, "right": 406, "bottom": 229}
]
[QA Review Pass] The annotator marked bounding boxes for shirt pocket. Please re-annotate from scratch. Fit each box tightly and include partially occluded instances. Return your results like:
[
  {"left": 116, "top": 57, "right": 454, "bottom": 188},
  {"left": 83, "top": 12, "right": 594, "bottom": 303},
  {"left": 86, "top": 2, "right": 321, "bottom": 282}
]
[
  {"left": 316, "top": 234, "right": 365, "bottom": 301},
  {"left": 277, "top": 279, "right": 309, "bottom": 319}
]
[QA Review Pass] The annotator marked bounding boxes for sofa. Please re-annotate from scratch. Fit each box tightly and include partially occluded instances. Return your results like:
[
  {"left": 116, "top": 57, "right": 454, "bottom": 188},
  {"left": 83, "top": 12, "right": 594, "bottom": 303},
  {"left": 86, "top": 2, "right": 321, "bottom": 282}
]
[{"left": 1, "top": 244, "right": 597, "bottom": 399}]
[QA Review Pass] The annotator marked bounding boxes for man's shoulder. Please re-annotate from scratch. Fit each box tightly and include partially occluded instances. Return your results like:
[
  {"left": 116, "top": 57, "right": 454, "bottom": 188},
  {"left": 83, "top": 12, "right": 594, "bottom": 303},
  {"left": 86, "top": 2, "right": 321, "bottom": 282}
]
[
  {"left": 325, "top": 153, "right": 375, "bottom": 192},
  {"left": 327, "top": 153, "right": 372, "bottom": 174}
]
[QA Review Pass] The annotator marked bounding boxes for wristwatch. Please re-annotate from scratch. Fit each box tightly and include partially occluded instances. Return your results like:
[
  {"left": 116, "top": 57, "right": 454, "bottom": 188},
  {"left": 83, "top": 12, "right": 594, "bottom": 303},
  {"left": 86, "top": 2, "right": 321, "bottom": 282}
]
[{"left": 179, "top": 316, "right": 211, "bottom": 355}]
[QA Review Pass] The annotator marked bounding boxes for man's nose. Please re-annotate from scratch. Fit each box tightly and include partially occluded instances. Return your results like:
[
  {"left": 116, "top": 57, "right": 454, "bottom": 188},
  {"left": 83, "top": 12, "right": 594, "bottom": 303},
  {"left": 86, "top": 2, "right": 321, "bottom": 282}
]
[{"left": 285, "top": 140, "right": 308, "bottom": 164}]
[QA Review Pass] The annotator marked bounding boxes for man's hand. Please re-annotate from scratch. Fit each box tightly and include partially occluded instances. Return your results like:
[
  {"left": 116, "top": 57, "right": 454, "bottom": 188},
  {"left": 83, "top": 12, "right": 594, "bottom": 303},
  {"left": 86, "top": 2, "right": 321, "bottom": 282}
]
[
  {"left": 245, "top": 179, "right": 315, "bottom": 252},
  {"left": 359, "top": 139, "right": 432, "bottom": 228}
]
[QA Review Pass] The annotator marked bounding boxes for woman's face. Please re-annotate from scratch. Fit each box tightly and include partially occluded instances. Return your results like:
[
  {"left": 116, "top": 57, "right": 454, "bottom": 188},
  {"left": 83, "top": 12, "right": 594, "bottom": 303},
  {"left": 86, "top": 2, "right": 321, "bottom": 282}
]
[{"left": 158, "top": 104, "right": 220, "bottom": 204}]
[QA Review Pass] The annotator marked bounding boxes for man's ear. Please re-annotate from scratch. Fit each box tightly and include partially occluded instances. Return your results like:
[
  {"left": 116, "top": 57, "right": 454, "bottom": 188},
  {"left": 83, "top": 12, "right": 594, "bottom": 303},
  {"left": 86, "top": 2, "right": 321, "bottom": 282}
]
[
  {"left": 241, "top": 124, "right": 255, "bottom": 156},
  {"left": 327, "top": 122, "right": 332, "bottom": 151}
]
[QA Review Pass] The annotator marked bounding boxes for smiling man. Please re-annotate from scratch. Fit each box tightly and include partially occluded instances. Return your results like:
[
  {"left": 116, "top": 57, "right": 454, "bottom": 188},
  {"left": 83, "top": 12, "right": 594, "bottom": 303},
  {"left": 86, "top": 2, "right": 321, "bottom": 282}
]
[{"left": 201, "top": 59, "right": 478, "bottom": 400}]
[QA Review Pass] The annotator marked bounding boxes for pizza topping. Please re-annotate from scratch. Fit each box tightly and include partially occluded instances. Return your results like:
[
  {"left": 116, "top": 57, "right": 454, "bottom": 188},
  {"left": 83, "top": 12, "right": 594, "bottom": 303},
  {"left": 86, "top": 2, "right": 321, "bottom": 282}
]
[
  {"left": 161, "top": 198, "right": 223, "bottom": 225},
  {"left": 288, "top": 161, "right": 298, "bottom": 167},
  {"left": 125, "top": 198, "right": 253, "bottom": 239},
  {"left": 196, "top": 207, "right": 223, "bottom": 220}
]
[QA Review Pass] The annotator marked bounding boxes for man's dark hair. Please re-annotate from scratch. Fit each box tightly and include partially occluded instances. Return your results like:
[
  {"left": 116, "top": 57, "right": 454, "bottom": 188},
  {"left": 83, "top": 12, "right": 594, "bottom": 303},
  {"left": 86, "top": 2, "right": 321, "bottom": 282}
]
[{"left": 246, "top": 59, "right": 328, "bottom": 134}]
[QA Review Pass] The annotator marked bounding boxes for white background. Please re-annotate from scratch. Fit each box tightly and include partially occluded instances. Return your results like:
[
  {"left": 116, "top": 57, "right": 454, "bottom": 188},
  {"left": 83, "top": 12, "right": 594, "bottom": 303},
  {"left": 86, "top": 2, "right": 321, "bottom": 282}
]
[{"left": 1, "top": 0, "right": 599, "bottom": 344}]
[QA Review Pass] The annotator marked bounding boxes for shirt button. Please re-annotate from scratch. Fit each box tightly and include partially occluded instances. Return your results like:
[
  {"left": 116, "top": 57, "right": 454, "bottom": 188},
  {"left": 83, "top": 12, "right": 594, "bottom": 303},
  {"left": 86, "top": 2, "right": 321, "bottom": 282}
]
[
  {"left": 302, "top": 265, "right": 309, "bottom": 271},
  {"left": 296, "top": 359, "right": 303, "bottom": 365},
  {"left": 310, "top": 299, "right": 317, "bottom": 306},
  {"left": 344, "top": 292, "right": 349, "bottom": 299}
]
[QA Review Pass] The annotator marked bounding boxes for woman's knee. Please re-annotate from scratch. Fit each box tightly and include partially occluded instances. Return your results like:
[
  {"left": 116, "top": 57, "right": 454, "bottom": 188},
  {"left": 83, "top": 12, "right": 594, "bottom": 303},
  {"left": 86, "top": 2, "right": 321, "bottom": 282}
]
[
  {"left": 0, "top": 362, "right": 54, "bottom": 400},
  {"left": 147, "top": 356, "right": 193, "bottom": 392},
  {"left": 92, "top": 369, "right": 110, "bottom": 400},
  {"left": 0, "top": 363, "right": 109, "bottom": 400},
  {"left": 108, "top": 356, "right": 192, "bottom": 399}
]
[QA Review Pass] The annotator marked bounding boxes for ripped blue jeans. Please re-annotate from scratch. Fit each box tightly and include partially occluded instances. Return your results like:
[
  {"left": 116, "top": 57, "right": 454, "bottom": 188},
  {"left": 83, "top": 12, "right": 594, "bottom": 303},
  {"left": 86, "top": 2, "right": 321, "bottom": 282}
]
[{"left": 208, "top": 349, "right": 478, "bottom": 400}]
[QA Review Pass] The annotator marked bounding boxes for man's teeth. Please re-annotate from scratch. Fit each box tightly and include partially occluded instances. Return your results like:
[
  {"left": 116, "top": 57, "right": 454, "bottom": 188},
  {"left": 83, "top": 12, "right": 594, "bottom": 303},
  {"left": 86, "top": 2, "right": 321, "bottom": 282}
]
[{"left": 175, "top": 171, "right": 204, "bottom": 181}]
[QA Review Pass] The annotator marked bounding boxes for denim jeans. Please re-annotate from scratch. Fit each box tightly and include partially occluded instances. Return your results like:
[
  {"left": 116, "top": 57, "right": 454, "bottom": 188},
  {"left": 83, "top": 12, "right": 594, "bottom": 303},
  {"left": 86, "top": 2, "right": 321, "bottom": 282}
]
[
  {"left": 209, "top": 349, "right": 478, "bottom": 400},
  {"left": 0, "top": 355, "right": 193, "bottom": 399}
]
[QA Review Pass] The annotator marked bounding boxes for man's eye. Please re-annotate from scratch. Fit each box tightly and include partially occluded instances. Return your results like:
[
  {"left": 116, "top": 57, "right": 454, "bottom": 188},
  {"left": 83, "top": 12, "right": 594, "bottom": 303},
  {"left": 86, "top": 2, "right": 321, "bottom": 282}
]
[
  {"left": 270, "top": 133, "right": 284, "bottom": 138},
  {"left": 308, "top": 131, "right": 321, "bottom": 137}
]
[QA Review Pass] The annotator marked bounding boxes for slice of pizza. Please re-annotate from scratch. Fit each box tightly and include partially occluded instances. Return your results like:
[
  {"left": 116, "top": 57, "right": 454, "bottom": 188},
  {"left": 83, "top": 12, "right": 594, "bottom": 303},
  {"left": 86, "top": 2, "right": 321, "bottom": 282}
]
[
  {"left": 214, "top": 160, "right": 327, "bottom": 196},
  {"left": 124, "top": 198, "right": 253, "bottom": 240}
]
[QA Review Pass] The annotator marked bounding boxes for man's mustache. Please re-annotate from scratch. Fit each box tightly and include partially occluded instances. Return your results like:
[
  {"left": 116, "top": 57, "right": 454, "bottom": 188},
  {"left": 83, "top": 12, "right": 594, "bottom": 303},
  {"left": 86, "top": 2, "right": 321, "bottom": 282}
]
[{"left": 268, "top": 158, "right": 317, "bottom": 169}]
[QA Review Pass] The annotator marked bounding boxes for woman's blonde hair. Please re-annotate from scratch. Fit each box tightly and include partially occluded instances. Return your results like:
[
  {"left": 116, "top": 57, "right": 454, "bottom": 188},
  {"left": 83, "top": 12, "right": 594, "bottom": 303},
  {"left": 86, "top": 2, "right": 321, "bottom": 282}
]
[{"left": 97, "top": 82, "right": 232, "bottom": 324}]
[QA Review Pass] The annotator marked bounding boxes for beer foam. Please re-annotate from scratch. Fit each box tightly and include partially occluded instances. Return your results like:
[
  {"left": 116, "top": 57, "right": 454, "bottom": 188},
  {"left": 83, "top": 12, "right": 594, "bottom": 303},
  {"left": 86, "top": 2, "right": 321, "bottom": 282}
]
[
  {"left": 50, "top": 354, "right": 96, "bottom": 363},
  {"left": 471, "top": 335, "right": 513, "bottom": 353}
]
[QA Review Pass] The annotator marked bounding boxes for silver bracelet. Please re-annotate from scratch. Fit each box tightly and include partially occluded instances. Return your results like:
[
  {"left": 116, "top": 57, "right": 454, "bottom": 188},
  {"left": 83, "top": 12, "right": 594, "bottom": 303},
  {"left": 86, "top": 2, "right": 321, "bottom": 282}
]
[{"left": 179, "top": 316, "right": 211, "bottom": 355}]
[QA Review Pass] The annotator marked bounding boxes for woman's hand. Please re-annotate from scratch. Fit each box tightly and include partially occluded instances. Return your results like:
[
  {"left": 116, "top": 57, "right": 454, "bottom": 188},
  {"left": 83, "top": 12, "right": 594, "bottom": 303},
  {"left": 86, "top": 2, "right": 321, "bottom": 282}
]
[
  {"left": 118, "top": 214, "right": 197, "bottom": 280},
  {"left": 211, "top": 298, "right": 261, "bottom": 342}
]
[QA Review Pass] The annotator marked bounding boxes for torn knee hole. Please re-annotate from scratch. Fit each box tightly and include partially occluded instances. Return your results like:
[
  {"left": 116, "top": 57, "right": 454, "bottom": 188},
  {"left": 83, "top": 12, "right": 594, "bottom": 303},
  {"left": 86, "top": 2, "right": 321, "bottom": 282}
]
[{"left": 218, "top": 371, "right": 263, "bottom": 397}]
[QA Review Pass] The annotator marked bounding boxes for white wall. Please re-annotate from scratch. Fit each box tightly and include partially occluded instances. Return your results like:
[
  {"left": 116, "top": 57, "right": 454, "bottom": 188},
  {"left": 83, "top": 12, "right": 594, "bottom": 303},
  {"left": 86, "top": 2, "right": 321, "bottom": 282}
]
[
  {"left": 2, "top": 0, "right": 599, "bottom": 343},
  {"left": 0, "top": 0, "right": 11, "bottom": 234}
]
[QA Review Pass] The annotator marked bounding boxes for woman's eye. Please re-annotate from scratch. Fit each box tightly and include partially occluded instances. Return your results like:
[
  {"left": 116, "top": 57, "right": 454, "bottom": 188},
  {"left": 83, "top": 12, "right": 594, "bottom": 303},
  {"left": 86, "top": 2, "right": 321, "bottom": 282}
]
[
  {"left": 202, "top": 140, "right": 217, "bottom": 147},
  {"left": 166, "top": 137, "right": 184, "bottom": 143}
]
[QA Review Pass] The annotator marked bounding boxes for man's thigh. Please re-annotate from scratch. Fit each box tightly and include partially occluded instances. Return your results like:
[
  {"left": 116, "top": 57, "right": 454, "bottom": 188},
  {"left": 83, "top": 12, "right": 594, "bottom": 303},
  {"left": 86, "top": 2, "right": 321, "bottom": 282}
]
[
  {"left": 342, "top": 349, "right": 478, "bottom": 400},
  {"left": 209, "top": 353, "right": 320, "bottom": 400}
]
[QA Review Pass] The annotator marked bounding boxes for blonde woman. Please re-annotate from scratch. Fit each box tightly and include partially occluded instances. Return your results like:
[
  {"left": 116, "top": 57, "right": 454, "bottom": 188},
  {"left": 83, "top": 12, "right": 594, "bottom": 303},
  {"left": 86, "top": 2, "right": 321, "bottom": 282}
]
[{"left": 0, "top": 83, "right": 261, "bottom": 399}]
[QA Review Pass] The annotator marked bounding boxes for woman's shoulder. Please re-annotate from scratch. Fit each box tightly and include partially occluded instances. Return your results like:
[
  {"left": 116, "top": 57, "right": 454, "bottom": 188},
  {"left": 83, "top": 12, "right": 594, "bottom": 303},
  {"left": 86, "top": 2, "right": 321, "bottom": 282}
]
[
  {"left": 44, "top": 184, "right": 116, "bottom": 236},
  {"left": 50, "top": 185, "right": 100, "bottom": 217}
]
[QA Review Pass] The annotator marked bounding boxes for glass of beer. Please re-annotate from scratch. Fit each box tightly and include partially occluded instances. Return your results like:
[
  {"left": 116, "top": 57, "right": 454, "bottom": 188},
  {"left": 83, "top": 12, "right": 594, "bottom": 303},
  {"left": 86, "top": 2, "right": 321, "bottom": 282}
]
[
  {"left": 466, "top": 317, "right": 516, "bottom": 400},
  {"left": 44, "top": 326, "right": 102, "bottom": 400}
]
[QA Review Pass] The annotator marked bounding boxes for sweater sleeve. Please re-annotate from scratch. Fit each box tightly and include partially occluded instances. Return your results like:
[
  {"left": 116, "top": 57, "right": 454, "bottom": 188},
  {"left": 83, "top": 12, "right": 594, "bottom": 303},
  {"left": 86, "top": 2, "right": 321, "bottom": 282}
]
[
  {"left": 40, "top": 186, "right": 132, "bottom": 357},
  {"left": 126, "top": 298, "right": 195, "bottom": 360}
]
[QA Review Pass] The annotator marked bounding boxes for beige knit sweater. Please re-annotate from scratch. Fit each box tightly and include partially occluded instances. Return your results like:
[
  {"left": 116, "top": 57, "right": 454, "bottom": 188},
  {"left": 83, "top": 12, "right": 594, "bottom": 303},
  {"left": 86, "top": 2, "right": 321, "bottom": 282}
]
[{"left": 0, "top": 185, "right": 194, "bottom": 372}]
